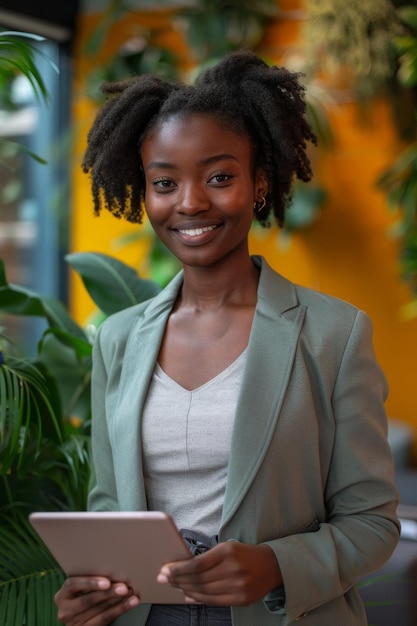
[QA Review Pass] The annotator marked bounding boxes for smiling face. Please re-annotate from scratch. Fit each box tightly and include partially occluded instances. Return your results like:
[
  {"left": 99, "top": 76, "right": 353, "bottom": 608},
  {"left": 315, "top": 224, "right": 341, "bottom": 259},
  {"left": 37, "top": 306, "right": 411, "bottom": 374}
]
[{"left": 140, "top": 112, "right": 267, "bottom": 271}]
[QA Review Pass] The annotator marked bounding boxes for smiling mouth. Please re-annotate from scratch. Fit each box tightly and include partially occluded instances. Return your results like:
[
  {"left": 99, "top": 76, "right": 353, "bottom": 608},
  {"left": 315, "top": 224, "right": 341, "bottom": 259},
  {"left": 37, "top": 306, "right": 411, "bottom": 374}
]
[{"left": 177, "top": 225, "right": 219, "bottom": 236}]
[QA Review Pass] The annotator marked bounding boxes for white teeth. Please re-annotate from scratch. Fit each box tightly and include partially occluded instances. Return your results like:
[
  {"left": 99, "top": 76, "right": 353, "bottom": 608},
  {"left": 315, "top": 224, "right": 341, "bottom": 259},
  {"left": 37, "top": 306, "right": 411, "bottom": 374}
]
[{"left": 178, "top": 225, "right": 217, "bottom": 236}]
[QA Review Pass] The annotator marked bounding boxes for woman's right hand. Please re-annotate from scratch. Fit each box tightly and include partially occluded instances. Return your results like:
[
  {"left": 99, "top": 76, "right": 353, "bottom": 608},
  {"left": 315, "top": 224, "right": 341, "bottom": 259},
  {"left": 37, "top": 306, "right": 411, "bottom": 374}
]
[{"left": 54, "top": 576, "right": 140, "bottom": 625}]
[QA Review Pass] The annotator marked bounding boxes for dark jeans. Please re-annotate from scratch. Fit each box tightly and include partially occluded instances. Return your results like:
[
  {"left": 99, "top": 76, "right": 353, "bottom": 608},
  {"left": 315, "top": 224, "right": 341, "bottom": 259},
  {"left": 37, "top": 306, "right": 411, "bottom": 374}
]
[{"left": 145, "top": 604, "right": 233, "bottom": 625}]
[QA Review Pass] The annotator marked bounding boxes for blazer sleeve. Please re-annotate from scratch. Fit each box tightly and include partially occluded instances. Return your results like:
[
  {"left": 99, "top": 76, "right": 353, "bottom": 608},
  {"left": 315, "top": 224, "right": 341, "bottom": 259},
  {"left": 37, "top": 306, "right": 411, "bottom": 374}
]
[
  {"left": 264, "top": 310, "right": 400, "bottom": 623},
  {"left": 87, "top": 323, "right": 119, "bottom": 511}
]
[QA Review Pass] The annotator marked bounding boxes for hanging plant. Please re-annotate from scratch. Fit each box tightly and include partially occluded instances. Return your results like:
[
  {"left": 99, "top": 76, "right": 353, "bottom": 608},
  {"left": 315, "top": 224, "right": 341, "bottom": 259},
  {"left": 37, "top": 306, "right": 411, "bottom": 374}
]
[
  {"left": 175, "top": 0, "right": 278, "bottom": 62},
  {"left": 0, "top": 29, "right": 58, "bottom": 165},
  {"left": 377, "top": 6, "right": 417, "bottom": 316},
  {"left": 86, "top": 30, "right": 180, "bottom": 103},
  {"left": 302, "top": 0, "right": 403, "bottom": 97}
]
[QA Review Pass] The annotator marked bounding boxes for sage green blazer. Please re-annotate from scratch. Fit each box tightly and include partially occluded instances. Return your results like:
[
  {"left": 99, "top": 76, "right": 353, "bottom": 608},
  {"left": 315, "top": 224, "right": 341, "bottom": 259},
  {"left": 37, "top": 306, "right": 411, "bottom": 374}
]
[{"left": 88, "top": 256, "right": 399, "bottom": 626}]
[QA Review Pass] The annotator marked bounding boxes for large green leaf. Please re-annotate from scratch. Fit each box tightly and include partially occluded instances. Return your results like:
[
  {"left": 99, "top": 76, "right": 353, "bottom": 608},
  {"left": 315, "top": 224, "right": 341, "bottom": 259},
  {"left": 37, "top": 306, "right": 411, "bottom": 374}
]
[
  {"left": 66, "top": 252, "right": 161, "bottom": 316},
  {"left": 38, "top": 329, "right": 92, "bottom": 423},
  {"left": 113, "top": 222, "right": 181, "bottom": 287},
  {"left": 0, "top": 259, "right": 87, "bottom": 341}
]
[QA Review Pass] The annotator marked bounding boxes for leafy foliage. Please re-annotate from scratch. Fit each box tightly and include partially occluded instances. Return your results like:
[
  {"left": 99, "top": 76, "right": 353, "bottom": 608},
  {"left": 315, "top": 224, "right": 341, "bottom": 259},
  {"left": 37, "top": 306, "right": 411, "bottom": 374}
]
[
  {"left": 177, "top": 0, "right": 278, "bottom": 62},
  {"left": 0, "top": 30, "right": 50, "bottom": 108},
  {"left": 0, "top": 513, "right": 65, "bottom": 626},
  {"left": 0, "top": 252, "right": 161, "bottom": 625},
  {"left": 303, "top": 0, "right": 403, "bottom": 97},
  {"left": 66, "top": 251, "right": 161, "bottom": 316},
  {"left": 377, "top": 5, "right": 417, "bottom": 314},
  {"left": 299, "top": 2, "right": 417, "bottom": 310},
  {"left": 0, "top": 29, "right": 58, "bottom": 165}
]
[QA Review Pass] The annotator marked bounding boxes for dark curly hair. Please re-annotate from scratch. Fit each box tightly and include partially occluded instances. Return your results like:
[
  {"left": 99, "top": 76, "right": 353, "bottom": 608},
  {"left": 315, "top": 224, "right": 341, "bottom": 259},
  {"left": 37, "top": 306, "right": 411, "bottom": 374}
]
[{"left": 82, "top": 50, "right": 317, "bottom": 227}]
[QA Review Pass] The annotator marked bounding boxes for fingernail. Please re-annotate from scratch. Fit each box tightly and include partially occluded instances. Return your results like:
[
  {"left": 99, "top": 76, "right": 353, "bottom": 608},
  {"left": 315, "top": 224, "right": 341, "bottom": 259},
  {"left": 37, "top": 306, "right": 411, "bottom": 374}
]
[
  {"left": 128, "top": 596, "right": 140, "bottom": 607},
  {"left": 97, "top": 579, "right": 111, "bottom": 589},
  {"left": 157, "top": 574, "right": 169, "bottom": 584},
  {"left": 114, "top": 584, "right": 128, "bottom": 596}
]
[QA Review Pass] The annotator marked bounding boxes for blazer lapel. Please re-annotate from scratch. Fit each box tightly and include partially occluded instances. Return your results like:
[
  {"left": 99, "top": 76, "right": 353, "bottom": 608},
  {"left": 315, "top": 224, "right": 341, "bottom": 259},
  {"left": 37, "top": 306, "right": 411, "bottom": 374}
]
[
  {"left": 111, "top": 272, "right": 184, "bottom": 510},
  {"left": 221, "top": 257, "right": 306, "bottom": 527}
]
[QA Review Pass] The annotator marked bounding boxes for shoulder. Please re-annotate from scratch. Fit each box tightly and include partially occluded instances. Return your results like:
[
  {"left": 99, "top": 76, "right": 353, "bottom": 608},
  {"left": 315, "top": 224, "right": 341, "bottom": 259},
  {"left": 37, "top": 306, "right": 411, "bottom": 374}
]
[
  {"left": 294, "top": 283, "right": 373, "bottom": 356},
  {"left": 93, "top": 269, "right": 184, "bottom": 352},
  {"left": 256, "top": 255, "right": 372, "bottom": 347},
  {"left": 257, "top": 255, "right": 362, "bottom": 321},
  {"left": 91, "top": 300, "right": 153, "bottom": 373},
  {"left": 97, "top": 299, "right": 150, "bottom": 342},
  {"left": 295, "top": 282, "right": 362, "bottom": 323}
]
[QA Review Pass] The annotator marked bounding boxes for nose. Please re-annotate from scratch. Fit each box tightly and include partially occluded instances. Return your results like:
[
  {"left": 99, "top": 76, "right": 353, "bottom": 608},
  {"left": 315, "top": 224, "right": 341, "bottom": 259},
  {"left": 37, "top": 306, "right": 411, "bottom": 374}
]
[{"left": 176, "top": 183, "right": 210, "bottom": 215}]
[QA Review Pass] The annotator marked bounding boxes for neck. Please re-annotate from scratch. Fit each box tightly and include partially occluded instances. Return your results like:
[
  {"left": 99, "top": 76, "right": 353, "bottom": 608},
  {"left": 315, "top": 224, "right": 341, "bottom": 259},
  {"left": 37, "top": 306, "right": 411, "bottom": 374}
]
[{"left": 178, "top": 254, "right": 259, "bottom": 312}]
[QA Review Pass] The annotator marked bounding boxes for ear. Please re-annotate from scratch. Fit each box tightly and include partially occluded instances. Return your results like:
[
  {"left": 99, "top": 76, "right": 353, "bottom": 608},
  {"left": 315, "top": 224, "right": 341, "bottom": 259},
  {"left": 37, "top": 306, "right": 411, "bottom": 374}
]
[{"left": 254, "top": 170, "right": 269, "bottom": 201}]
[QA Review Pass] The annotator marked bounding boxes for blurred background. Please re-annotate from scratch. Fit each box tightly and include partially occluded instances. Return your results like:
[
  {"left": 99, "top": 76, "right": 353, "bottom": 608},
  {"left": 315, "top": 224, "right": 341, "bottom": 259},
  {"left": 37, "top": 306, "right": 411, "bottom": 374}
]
[
  {"left": 1, "top": 2, "right": 417, "bottom": 623},
  {"left": 2, "top": 0, "right": 416, "bottom": 463}
]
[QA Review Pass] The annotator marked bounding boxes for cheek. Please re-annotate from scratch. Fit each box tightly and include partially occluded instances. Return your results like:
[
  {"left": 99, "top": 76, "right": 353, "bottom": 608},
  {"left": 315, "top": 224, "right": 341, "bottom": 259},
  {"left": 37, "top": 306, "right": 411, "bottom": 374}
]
[{"left": 144, "top": 191, "right": 169, "bottom": 220}]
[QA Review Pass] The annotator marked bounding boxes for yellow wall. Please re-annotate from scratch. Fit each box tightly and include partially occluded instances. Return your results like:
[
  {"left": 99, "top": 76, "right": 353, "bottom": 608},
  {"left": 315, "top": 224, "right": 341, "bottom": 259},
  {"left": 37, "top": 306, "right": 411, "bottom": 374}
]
[
  {"left": 70, "top": 3, "right": 417, "bottom": 458},
  {"left": 70, "top": 8, "right": 190, "bottom": 324}
]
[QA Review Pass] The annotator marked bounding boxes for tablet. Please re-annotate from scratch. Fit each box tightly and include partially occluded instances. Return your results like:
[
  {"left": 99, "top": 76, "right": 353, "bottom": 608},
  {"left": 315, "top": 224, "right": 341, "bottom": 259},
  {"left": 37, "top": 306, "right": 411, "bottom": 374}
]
[{"left": 29, "top": 511, "right": 192, "bottom": 604}]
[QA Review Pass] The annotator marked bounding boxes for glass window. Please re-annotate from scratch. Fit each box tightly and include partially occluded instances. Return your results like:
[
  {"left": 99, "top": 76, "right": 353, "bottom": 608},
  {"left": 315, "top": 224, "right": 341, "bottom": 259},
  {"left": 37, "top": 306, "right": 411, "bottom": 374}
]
[{"left": 0, "top": 36, "right": 72, "bottom": 354}]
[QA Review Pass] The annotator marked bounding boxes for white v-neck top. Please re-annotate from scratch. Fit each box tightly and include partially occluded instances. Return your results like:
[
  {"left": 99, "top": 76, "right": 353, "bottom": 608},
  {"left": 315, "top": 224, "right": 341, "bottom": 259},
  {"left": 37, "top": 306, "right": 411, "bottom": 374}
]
[{"left": 141, "top": 349, "right": 247, "bottom": 536}]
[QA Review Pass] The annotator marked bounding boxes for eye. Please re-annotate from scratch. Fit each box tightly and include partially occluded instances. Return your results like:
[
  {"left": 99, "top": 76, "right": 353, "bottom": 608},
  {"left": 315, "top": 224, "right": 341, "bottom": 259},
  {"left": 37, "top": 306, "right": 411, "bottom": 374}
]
[
  {"left": 208, "top": 173, "right": 234, "bottom": 185},
  {"left": 153, "top": 178, "right": 176, "bottom": 191}
]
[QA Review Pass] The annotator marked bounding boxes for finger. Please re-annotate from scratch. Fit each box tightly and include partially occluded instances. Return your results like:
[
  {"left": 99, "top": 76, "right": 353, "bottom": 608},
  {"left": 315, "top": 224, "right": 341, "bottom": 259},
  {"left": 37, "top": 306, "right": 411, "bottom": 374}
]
[
  {"left": 178, "top": 578, "right": 256, "bottom": 607},
  {"left": 161, "top": 543, "right": 243, "bottom": 586},
  {"left": 57, "top": 592, "right": 140, "bottom": 625},
  {"left": 168, "top": 571, "right": 246, "bottom": 598},
  {"left": 56, "top": 576, "right": 112, "bottom": 599},
  {"left": 160, "top": 546, "right": 224, "bottom": 579},
  {"left": 180, "top": 589, "right": 237, "bottom": 606},
  {"left": 55, "top": 579, "right": 140, "bottom": 625}
]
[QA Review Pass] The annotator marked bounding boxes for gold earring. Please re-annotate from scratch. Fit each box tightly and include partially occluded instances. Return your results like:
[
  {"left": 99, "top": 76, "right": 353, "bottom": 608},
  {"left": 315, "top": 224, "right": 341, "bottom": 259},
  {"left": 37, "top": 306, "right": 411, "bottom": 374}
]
[{"left": 254, "top": 197, "right": 266, "bottom": 213}]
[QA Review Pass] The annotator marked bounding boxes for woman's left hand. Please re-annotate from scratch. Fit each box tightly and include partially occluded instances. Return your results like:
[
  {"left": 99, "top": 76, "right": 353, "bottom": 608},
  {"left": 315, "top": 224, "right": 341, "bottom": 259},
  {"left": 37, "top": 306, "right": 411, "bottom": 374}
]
[{"left": 157, "top": 541, "right": 282, "bottom": 606}]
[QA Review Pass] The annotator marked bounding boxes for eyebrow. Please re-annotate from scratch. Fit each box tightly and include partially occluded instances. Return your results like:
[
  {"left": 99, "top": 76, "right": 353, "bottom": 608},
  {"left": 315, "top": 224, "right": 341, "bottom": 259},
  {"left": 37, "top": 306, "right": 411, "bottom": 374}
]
[{"left": 146, "top": 153, "right": 238, "bottom": 170}]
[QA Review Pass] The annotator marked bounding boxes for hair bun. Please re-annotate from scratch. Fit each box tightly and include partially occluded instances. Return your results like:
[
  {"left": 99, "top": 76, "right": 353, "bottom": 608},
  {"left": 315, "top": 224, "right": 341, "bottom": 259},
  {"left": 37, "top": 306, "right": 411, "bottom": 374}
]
[{"left": 196, "top": 49, "right": 269, "bottom": 87}]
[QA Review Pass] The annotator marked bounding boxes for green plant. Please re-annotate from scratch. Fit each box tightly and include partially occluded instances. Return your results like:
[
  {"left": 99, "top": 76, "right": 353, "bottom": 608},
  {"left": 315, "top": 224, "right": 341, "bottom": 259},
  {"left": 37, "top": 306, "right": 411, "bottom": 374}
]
[
  {"left": 377, "top": 5, "right": 417, "bottom": 317},
  {"left": 0, "top": 252, "right": 161, "bottom": 625},
  {"left": 175, "top": 0, "right": 278, "bottom": 63},
  {"left": 302, "top": 0, "right": 403, "bottom": 98},
  {"left": 299, "top": 2, "right": 417, "bottom": 311},
  {"left": 0, "top": 25, "right": 163, "bottom": 624},
  {"left": 0, "top": 29, "right": 58, "bottom": 165},
  {"left": 86, "top": 30, "right": 180, "bottom": 103}
]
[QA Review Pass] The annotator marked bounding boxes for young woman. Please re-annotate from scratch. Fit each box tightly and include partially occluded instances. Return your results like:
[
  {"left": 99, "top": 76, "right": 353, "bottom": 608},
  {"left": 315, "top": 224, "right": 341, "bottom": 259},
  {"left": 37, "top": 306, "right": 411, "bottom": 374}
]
[{"left": 55, "top": 50, "right": 399, "bottom": 626}]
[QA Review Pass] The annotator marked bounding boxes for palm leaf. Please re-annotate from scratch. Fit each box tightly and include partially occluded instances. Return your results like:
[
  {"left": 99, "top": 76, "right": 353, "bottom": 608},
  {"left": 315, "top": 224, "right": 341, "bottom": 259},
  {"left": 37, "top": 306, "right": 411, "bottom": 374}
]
[
  {"left": 0, "top": 30, "right": 56, "bottom": 165},
  {"left": 0, "top": 514, "right": 64, "bottom": 626},
  {"left": 0, "top": 354, "right": 63, "bottom": 476},
  {"left": 0, "top": 351, "right": 90, "bottom": 511},
  {"left": 0, "top": 138, "right": 47, "bottom": 165},
  {"left": 0, "top": 30, "right": 58, "bottom": 106}
]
